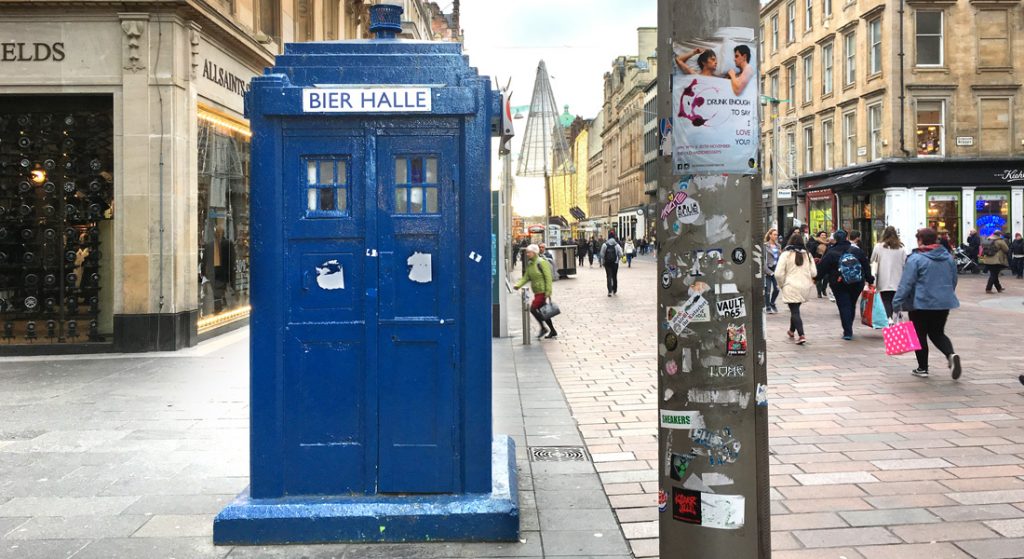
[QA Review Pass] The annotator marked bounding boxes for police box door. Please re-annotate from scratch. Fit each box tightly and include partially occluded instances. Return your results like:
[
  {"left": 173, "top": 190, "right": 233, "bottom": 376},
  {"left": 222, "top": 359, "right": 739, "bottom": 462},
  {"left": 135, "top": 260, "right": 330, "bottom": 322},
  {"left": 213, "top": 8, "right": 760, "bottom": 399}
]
[{"left": 375, "top": 133, "right": 459, "bottom": 494}]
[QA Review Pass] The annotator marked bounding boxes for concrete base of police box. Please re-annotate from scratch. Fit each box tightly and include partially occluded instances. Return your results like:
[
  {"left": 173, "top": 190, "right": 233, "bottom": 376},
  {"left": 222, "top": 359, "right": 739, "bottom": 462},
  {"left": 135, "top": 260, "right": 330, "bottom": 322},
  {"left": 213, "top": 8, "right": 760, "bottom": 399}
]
[{"left": 212, "top": 435, "right": 519, "bottom": 544}]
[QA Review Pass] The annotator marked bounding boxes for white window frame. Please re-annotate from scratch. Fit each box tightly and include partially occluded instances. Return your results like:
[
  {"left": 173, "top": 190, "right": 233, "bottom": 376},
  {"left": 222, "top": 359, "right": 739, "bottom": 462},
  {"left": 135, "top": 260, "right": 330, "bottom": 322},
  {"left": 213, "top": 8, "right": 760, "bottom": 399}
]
[
  {"left": 803, "top": 124, "right": 814, "bottom": 173},
  {"left": 822, "top": 42, "right": 834, "bottom": 95},
  {"left": 771, "top": 72, "right": 780, "bottom": 100},
  {"left": 915, "top": 11, "right": 944, "bottom": 67},
  {"left": 843, "top": 110, "right": 857, "bottom": 166},
  {"left": 759, "top": 25, "right": 765, "bottom": 65},
  {"left": 787, "top": 2, "right": 796, "bottom": 43},
  {"left": 868, "top": 102, "right": 883, "bottom": 160},
  {"left": 803, "top": 54, "right": 814, "bottom": 104},
  {"left": 772, "top": 15, "right": 779, "bottom": 51},
  {"left": 786, "top": 127, "right": 797, "bottom": 176},
  {"left": 844, "top": 31, "right": 856, "bottom": 86},
  {"left": 805, "top": 0, "right": 813, "bottom": 31},
  {"left": 822, "top": 118, "right": 835, "bottom": 170},
  {"left": 786, "top": 63, "right": 796, "bottom": 107},
  {"left": 869, "top": 18, "right": 882, "bottom": 75},
  {"left": 915, "top": 99, "right": 945, "bottom": 157},
  {"left": 824, "top": 0, "right": 832, "bottom": 20}
]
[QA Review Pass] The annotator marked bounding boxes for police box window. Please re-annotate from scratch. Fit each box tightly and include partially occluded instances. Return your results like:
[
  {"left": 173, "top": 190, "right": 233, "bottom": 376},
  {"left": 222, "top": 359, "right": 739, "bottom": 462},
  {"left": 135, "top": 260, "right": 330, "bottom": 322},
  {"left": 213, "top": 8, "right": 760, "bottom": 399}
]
[
  {"left": 304, "top": 158, "right": 349, "bottom": 216},
  {"left": 394, "top": 156, "right": 439, "bottom": 215}
]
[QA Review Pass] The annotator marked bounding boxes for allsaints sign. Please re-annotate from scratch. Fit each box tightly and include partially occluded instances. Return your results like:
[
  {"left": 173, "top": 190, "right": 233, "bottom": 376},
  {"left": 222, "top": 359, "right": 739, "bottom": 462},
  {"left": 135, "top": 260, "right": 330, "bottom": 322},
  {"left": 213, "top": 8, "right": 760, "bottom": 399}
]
[
  {"left": 202, "top": 59, "right": 249, "bottom": 96},
  {"left": 302, "top": 87, "right": 432, "bottom": 113}
]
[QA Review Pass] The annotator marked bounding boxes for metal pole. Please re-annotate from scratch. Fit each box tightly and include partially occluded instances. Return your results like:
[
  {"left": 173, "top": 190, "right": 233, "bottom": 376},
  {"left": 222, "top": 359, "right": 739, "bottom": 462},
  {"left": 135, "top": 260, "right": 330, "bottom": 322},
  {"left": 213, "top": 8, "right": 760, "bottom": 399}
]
[
  {"left": 658, "top": 0, "right": 770, "bottom": 556},
  {"left": 521, "top": 290, "right": 531, "bottom": 346},
  {"left": 771, "top": 101, "right": 780, "bottom": 231}
]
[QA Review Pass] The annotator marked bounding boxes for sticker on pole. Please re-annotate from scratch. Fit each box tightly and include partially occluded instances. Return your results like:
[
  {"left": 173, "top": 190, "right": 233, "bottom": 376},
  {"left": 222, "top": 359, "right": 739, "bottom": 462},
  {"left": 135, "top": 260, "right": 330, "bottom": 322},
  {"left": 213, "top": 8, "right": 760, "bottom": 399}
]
[
  {"left": 671, "top": 28, "right": 759, "bottom": 175},
  {"left": 659, "top": 410, "right": 705, "bottom": 430}
]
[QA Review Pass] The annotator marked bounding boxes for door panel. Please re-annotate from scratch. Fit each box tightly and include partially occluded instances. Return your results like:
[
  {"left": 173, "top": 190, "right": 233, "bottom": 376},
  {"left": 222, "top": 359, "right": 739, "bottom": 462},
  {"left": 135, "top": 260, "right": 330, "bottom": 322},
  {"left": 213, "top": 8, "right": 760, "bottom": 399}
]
[{"left": 376, "top": 135, "right": 460, "bottom": 494}]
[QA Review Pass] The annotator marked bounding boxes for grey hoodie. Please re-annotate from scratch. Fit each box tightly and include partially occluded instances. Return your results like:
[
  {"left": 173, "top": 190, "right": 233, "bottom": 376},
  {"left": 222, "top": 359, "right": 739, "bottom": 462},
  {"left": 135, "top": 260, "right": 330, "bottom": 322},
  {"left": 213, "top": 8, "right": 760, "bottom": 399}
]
[{"left": 600, "top": 238, "right": 622, "bottom": 263}]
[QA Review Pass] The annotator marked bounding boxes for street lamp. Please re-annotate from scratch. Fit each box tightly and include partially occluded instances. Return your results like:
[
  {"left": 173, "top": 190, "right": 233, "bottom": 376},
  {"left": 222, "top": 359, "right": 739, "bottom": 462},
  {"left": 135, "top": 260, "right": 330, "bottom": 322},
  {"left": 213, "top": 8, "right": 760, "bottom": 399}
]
[{"left": 760, "top": 94, "right": 789, "bottom": 231}]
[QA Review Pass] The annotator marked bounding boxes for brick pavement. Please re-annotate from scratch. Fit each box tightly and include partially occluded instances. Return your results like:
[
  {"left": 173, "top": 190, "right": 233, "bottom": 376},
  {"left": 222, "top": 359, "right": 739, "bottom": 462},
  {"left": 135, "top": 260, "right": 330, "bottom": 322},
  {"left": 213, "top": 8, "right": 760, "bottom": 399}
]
[{"left": 538, "top": 254, "right": 1024, "bottom": 558}]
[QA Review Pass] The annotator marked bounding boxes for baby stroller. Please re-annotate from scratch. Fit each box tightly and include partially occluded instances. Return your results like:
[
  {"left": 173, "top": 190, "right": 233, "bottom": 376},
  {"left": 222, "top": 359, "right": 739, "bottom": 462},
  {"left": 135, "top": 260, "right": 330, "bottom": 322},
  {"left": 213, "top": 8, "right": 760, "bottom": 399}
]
[{"left": 954, "top": 244, "right": 980, "bottom": 274}]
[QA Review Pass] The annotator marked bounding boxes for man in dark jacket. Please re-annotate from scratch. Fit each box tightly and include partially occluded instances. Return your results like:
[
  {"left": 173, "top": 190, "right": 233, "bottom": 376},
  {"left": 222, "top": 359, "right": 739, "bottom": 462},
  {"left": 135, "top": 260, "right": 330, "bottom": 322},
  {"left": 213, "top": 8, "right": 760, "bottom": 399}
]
[
  {"left": 599, "top": 232, "right": 623, "bottom": 296},
  {"left": 589, "top": 237, "right": 601, "bottom": 267},
  {"left": 816, "top": 229, "right": 874, "bottom": 340},
  {"left": 967, "top": 229, "right": 981, "bottom": 266},
  {"left": 1010, "top": 232, "right": 1024, "bottom": 279}
]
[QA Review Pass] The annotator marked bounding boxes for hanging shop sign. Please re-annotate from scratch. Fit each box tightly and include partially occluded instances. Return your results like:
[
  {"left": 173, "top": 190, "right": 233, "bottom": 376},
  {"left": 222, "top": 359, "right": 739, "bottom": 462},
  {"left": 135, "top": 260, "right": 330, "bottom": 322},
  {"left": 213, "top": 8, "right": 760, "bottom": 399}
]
[
  {"left": 670, "top": 28, "right": 759, "bottom": 175},
  {"left": 302, "top": 87, "right": 432, "bottom": 113}
]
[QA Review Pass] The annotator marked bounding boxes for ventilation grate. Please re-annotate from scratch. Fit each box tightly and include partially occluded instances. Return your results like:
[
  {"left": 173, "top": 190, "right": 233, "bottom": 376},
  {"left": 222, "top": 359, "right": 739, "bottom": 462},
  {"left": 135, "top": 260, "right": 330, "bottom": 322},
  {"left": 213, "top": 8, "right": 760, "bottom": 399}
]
[{"left": 529, "top": 446, "right": 590, "bottom": 462}]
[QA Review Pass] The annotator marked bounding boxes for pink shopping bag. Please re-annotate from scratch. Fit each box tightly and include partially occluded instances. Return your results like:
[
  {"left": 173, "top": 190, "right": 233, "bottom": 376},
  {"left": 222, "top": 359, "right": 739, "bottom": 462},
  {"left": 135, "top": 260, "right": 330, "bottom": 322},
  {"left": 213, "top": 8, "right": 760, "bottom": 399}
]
[{"left": 883, "top": 320, "right": 923, "bottom": 356}]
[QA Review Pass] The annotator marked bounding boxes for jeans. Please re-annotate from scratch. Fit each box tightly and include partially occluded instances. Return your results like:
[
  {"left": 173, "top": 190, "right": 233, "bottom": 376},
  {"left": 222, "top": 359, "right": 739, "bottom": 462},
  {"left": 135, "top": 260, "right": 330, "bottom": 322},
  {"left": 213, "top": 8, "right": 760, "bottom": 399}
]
[
  {"left": 908, "top": 309, "right": 954, "bottom": 371},
  {"left": 626, "top": 254, "right": 634, "bottom": 267},
  {"left": 832, "top": 282, "right": 863, "bottom": 337},
  {"left": 816, "top": 275, "right": 829, "bottom": 297},
  {"left": 1011, "top": 256, "right": 1023, "bottom": 278},
  {"left": 588, "top": 253, "right": 594, "bottom": 266},
  {"left": 605, "top": 262, "right": 619, "bottom": 294},
  {"left": 764, "top": 274, "right": 779, "bottom": 309},
  {"left": 787, "top": 303, "right": 804, "bottom": 336},
  {"left": 879, "top": 290, "right": 896, "bottom": 320},
  {"left": 987, "top": 265, "right": 1005, "bottom": 291}
]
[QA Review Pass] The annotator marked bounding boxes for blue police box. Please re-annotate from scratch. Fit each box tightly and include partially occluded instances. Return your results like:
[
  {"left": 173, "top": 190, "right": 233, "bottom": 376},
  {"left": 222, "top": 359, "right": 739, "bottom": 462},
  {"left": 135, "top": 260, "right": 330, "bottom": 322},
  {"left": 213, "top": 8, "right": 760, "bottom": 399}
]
[{"left": 213, "top": 5, "right": 518, "bottom": 545}]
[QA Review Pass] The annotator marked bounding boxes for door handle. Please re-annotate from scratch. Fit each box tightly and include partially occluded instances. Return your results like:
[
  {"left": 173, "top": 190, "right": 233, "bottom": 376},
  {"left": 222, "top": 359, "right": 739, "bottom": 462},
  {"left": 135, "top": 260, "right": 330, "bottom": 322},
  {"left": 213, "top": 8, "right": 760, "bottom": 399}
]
[{"left": 302, "top": 270, "right": 310, "bottom": 291}]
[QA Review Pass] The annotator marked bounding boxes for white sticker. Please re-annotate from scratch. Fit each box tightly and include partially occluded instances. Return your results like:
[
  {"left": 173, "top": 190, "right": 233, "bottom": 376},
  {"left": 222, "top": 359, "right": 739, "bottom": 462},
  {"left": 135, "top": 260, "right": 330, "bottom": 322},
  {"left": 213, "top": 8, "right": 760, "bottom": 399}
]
[
  {"left": 715, "top": 296, "right": 747, "bottom": 319},
  {"left": 755, "top": 383, "right": 768, "bottom": 407},
  {"left": 676, "top": 197, "right": 701, "bottom": 224},
  {"left": 687, "top": 388, "right": 751, "bottom": 409},
  {"left": 701, "top": 493, "right": 745, "bottom": 530},
  {"left": 407, "top": 252, "right": 432, "bottom": 283},
  {"left": 468, "top": 251, "right": 483, "bottom": 263},
  {"left": 683, "top": 474, "right": 715, "bottom": 494},
  {"left": 701, "top": 473, "right": 735, "bottom": 487},
  {"left": 315, "top": 260, "right": 345, "bottom": 290},
  {"left": 659, "top": 410, "right": 705, "bottom": 430},
  {"left": 366, "top": 249, "right": 378, "bottom": 257}
]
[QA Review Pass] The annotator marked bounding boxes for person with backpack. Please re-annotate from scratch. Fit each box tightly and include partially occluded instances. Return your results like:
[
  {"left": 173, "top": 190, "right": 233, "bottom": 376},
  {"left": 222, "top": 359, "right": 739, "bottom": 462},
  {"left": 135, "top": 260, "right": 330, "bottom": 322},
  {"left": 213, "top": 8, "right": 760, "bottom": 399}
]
[
  {"left": 514, "top": 244, "right": 558, "bottom": 339},
  {"left": 599, "top": 231, "right": 623, "bottom": 296},
  {"left": 816, "top": 229, "right": 874, "bottom": 340},
  {"left": 980, "top": 229, "right": 1010, "bottom": 293},
  {"left": 774, "top": 232, "right": 815, "bottom": 345},
  {"left": 892, "top": 227, "right": 961, "bottom": 379}
]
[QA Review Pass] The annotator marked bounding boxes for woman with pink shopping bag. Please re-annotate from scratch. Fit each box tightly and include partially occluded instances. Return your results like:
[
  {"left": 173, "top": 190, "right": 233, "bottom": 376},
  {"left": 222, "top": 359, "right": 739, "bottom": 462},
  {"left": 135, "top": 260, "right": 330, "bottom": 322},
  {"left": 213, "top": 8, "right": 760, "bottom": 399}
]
[{"left": 891, "top": 228, "right": 962, "bottom": 379}]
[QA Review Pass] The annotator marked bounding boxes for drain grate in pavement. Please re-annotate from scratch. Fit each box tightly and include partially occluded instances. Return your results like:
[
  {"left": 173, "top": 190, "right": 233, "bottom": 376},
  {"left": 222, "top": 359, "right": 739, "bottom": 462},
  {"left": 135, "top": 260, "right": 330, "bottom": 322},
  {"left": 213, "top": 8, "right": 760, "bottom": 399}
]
[{"left": 529, "top": 446, "right": 590, "bottom": 462}]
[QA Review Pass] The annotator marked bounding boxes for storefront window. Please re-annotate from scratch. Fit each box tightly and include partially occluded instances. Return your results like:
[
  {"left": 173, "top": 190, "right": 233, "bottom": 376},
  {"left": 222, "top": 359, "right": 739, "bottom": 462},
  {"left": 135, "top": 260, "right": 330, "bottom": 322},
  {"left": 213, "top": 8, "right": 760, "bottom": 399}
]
[
  {"left": 927, "top": 192, "right": 960, "bottom": 246},
  {"left": 808, "top": 196, "right": 833, "bottom": 234},
  {"left": 197, "top": 110, "right": 250, "bottom": 328},
  {"left": 869, "top": 193, "right": 885, "bottom": 251},
  {"left": 975, "top": 192, "right": 1009, "bottom": 236}
]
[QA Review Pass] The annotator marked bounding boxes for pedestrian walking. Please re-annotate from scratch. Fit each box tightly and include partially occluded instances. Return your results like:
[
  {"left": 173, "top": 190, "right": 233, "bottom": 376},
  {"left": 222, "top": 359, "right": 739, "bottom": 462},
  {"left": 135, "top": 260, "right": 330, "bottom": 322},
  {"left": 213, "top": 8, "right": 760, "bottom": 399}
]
[
  {"left": 808, "top": 230, "right": 830, "bottom": 298},
  {"left": 816, "top": 229, "right": 874, "bottom": 340},
  {"left": 577, "top": 238, "right": 587, "bottom": 267},
  {"left": 589, "top": 237, "right": 601, "bottom": 267},
  {"left": 763, "top": 228, "right": 781, "bottom": 313},
  {"left": 514, "top": 244, "right": 558, "bottom": 339},
  {"left": 967, "top": 229, "right": 982, "bottom": 267},
  {"left": 1011, "top": 233, "right": 1024, "bottom": 279},
  {"left": 624, "top": 238, "right": 636, "bottom": 268},
  {"left": 870, "top": 226, "right": 906, "bottom": 320},
  {"left": 774, "top": 232, "right": 815, "bottom": 345},
  {"left": 892, "top": 227, "right": 961, "bottom": 379},
  {"left": 980, "top": 229, "right": 1010, "bottom": 293},
  {"left": 599, "top": 232, "right": 623, "bottom": 296}
]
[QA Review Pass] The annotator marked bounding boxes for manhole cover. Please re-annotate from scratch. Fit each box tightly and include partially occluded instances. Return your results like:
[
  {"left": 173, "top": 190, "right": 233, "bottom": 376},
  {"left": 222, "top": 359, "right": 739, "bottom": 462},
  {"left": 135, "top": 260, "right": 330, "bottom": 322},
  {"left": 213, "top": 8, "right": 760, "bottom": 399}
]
[{"left": 529, "top": 446, "right": 590, "bottom": 462}]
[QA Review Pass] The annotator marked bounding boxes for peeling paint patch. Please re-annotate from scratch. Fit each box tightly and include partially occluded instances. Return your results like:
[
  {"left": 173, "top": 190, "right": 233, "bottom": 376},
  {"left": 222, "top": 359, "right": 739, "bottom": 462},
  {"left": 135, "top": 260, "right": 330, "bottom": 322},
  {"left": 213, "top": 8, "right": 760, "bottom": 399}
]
[
  {"left": 407, "top": 252, "right": 432, "bottom": 283},
  {"left": 315, "top": 260, "right": 345, "bottom": 290}
]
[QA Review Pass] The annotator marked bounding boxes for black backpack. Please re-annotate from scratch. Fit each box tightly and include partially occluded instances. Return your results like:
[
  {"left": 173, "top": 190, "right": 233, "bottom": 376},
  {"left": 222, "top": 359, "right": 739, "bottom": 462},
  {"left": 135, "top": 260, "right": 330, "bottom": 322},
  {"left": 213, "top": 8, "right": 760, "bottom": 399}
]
[
  {"left": 603, "top": 243, "right": 619, "bottom": 265},
  {"left": 982, "top": 238, "right": 998, "bottom": 257}
]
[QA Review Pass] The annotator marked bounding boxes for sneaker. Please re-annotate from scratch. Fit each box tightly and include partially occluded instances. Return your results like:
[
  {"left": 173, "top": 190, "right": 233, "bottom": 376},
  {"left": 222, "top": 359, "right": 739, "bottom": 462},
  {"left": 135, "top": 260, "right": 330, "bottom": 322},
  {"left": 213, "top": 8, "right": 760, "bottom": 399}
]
[
  {"left": 544, "top": 332, "right": 558, "bottom": 339},
  {"left": 1019, "top": 375, "right": 1024, "bottom": 386},
  {"left": 607, "top": 293, "right": 612, "bottom": 297},
  {"left": 842, "top": 335, "right": 853, "bottom": 341},
  {"left": 538, "top": 327, "right": 549, "bottom": 338},
  {"left": 828, "top": 295, "right": 836, "bottom": 302},
  {"left": 949, "top": 353, "right": 962, "bottom": 380},
  {"left": 796, "top": 336, "right": 806, "bottom": 345},
  {"left": 786, "top": 330, "right": 795, "bottom": 339},
  {"left": 912, "top": 368, "right": 929, "bottom": 378}
]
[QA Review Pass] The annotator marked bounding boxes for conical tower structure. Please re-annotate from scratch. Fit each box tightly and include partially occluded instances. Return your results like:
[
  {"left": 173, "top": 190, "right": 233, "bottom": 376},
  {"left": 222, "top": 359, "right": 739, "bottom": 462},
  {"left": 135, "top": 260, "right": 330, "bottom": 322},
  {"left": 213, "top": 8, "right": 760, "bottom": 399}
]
[{"left": 516, "top": 61, "right": 575, "bottom": 177}]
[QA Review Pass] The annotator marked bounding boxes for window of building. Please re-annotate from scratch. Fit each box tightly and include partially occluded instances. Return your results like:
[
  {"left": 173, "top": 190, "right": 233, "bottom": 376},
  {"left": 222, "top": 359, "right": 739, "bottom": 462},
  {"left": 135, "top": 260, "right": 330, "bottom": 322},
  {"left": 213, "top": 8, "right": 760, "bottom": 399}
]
[
  {"left": 843, "top": 31, "right": 856, "bottom": 85},
  {"left": 868, "top": 18, "right": 882, "bottom": 75},
  {"left": 787, "top": 2, "right": 796, "bottom": 43},
  {"left": 759, "top": 25, "right": 765, "bottom": 64},
  {"left": 257, "top": 0, "right": 281, "bottom": 44},
  {"left": 305, "top": 159, "right": 349, "bottom": 215},
  {"left": 771, "top": 15, "right": 779, "bottom": 51},
  {"left": 822, "top": 118, "right": 834, "bottom": 170},
  {"left": 979, "top": 98, "right": 1012, "bottom": 155},
  {"left": 785, "top": 127, "right": 797, "bottom": 175},
  {"left": 976, "top": 192, "right": 1010, "bottom": 236},
  {"left": 843, "top": 110, "right": 857, "bottom": 166},
  {"left": 915, "top": 11, "right": 943, "bottom": 66},
  {"left": 822, "top": 42, "right": 834, "bottom": 95},
  {"left": 770, "top": 71, "right": 780, "bottom": 100},
  {"left": 978, "top": 10, "right": 1010, "bottom": 69},
  {"left": 803, "top": 125, "right": 814, "bottom": 173},
  {"left": 803, "top": 54, "right": 813, "bottom": 104},
  {"left": 805, "top": 0, "right": 813, "bottom": 31},
  {"left": 868, "top": 103, "right": 883, "bottom": 160},
  {"left": 394, "top": 156, "right": 440, "bottom": 214},
  {"left": 915, "top": 100, "right": 944, "bottom": 156},
  {"left": 786, "top": 63, "right": 796, "bottom": 107},
  {"left": 323, "top": 0, "right": 339, "bottom": 40},
  {"left": 824, "top": 0, "right": 832, "bottom": 19}
]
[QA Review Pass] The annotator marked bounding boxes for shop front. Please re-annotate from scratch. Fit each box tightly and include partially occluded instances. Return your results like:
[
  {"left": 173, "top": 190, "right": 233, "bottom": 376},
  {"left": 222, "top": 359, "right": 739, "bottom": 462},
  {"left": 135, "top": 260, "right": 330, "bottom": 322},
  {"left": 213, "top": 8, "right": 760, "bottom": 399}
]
[
  {"left": 617, "top": 206, "right": 646, "bottom": 243},
  {"left": 0, "top": 9, "right": 268, "bottom": 353},
  {"left": 805, "top": 188, "right": 835, "bottom": 235}
]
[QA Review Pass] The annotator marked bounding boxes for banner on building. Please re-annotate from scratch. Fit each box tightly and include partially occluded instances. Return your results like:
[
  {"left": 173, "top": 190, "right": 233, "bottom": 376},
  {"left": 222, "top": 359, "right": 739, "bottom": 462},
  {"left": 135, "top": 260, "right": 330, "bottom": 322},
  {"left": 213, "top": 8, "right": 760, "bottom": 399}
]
[{"left": 671, "top": 27, "right": 759, "bottom": 175}]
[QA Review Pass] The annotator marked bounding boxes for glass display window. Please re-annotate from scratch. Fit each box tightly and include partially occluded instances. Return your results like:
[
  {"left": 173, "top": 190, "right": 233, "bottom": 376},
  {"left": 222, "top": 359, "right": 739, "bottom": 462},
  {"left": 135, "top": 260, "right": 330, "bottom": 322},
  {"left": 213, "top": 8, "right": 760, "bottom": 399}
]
[
  {"left": 975, "top": 191, "right": 1009, "bottom": 237},
  {"left": 926, "top": 192, "right": 960, "bottom": 246},
  {"left": 808, "top": 197, "right": 833, "bottom": 235}
]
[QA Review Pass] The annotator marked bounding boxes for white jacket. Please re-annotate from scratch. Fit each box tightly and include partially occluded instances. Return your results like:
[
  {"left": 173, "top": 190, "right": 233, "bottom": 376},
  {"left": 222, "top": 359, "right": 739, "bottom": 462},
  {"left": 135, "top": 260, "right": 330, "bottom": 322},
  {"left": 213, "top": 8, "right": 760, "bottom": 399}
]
[
  {"left": 774, "top": 249, "right": 816, "bottom": 304},
  {"left": 870, "top": 246, "right": 907, "bottom": 292}
]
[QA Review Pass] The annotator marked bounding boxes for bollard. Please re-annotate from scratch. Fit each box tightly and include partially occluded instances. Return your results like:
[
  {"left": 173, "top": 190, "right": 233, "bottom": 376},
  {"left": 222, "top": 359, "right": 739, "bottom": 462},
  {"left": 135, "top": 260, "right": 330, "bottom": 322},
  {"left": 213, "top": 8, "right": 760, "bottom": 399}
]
[{"left": 521, "top": 289, "right": 531, "bottom": 345}]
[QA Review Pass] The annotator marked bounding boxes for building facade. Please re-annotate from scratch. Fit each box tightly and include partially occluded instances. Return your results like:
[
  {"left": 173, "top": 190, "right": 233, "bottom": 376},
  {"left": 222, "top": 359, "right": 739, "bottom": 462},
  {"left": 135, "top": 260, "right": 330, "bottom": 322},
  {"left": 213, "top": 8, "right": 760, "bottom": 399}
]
[
  {"left": 760, "top": 0, "right": 1024, "bottom": 252},
  {"left": 0, "top": 0, "right": 451, "bottom": 353},
  {"left": 549, "top": 111, "right": 591, "bottom": 240},
  {"left": 585, "top": 111, "right": 607, "bottom": 234}
]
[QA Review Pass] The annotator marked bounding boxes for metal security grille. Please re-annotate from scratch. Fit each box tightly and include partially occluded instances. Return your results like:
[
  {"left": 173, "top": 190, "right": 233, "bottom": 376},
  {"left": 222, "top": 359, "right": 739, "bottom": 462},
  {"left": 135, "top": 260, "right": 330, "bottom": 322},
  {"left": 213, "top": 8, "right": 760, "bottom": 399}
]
[{"left": 529, "top": 446, "right": 590, "bottom": 462}]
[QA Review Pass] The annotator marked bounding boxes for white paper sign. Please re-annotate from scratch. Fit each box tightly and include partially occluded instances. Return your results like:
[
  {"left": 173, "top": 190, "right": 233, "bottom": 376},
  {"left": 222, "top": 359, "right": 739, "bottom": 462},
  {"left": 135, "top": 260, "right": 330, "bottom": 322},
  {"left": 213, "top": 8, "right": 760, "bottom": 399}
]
[
  {"left": 701, "top": 493, "right": 745, "bottom": 529},
  {"left": 407, "top": 252, "right": 432, "bottom": 283},
  {"left": 302, "top": 87, "right": 432, "bottom": 113}
]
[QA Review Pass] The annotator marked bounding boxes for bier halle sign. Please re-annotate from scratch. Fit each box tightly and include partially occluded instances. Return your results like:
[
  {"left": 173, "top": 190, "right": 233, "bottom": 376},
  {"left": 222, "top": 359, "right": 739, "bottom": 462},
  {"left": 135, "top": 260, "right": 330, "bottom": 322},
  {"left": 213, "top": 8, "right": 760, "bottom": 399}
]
[{"left": 302, "top": 87, "right": 432, "bottom": 113}]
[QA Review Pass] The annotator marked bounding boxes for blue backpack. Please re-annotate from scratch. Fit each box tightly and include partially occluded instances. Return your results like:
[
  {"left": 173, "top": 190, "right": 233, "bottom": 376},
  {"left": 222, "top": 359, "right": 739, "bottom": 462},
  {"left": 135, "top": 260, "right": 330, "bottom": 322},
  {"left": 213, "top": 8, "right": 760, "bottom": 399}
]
[{"left": 838, "top": 250, "right": 863, "bottom": 283}]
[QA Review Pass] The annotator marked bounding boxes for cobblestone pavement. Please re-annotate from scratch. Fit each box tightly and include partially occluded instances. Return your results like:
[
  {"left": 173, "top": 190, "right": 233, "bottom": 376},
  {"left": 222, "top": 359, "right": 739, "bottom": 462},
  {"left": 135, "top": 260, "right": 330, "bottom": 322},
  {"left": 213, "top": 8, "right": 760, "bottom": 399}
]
[{"left": 538, "top": 254, "right": 1024, "bottom": 559}]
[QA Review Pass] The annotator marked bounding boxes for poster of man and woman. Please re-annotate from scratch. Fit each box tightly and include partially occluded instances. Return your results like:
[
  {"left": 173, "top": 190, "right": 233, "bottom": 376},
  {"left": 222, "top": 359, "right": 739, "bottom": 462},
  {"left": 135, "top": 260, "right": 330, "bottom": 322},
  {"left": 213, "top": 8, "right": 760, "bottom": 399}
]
[{"left": 671, "top": 27, "right": 759, "bottom": 175}]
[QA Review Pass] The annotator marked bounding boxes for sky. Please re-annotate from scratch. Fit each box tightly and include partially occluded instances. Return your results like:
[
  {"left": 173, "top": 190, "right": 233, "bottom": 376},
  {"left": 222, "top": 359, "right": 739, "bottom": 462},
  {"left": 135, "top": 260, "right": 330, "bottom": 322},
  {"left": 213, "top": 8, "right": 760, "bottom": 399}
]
[{"left": 458, "top": 0, "right": 658, "bottom": 217}]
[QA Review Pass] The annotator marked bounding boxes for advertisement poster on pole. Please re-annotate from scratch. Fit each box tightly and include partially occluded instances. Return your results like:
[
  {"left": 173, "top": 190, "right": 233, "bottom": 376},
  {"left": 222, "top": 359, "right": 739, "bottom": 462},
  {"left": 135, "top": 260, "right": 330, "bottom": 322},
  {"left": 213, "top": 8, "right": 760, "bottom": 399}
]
[{"left": 671, "top": 27, "right": 759, "bottom": 175}]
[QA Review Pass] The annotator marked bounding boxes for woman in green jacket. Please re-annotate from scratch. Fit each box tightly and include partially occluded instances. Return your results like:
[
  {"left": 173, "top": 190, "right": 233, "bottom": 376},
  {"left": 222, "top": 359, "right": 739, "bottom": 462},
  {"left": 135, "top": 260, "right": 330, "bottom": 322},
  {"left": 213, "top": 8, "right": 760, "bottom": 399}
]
[{"left": 515, "top": 244, "right": 557, "bottom": 339}]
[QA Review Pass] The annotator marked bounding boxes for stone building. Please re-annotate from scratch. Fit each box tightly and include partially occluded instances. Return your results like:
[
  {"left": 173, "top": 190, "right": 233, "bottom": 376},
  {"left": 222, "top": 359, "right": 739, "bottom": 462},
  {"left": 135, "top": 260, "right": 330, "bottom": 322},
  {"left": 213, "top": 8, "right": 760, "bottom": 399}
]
[
  {"left": 586, "top": 111, "right": 607, "bottom": 234},
  {"left": 760, "top": 0, "right": 1024, "bottom": 250},
  {"left": 548, "top": 108, "right": 591, "bottom": 240},
  {"left": 0, "top": 0, "right": 451, "bottom": 353}
]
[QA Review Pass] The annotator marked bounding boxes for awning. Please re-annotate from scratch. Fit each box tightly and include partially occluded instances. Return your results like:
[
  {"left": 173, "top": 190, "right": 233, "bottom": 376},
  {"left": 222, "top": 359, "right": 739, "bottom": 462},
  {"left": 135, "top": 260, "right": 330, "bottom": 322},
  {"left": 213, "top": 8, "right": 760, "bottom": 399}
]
[{"left": 811, "top": 169, "right": 877, "bottom": 190}]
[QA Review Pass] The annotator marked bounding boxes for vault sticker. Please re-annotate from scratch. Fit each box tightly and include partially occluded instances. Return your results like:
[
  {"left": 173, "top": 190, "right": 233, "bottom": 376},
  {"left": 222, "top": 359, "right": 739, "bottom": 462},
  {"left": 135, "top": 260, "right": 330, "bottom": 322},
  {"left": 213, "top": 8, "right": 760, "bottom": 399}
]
[
  {"left": 672, "top": 487, "right": 702, "bottom": 524},
  {"left": 407, "top": 251, "right": 432, "bottom": 283},
  {"left": 659, "top": 410, "right": 705, "bottom": 430},
  {"left": 672, "top": 28, "right": 759, "bottom": 175},
  {"left": 314, "top": 260, "right": 345, "bottom": 290},
  {"left": 715, "top": 296, "right": 746, "bottom": 319}
]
